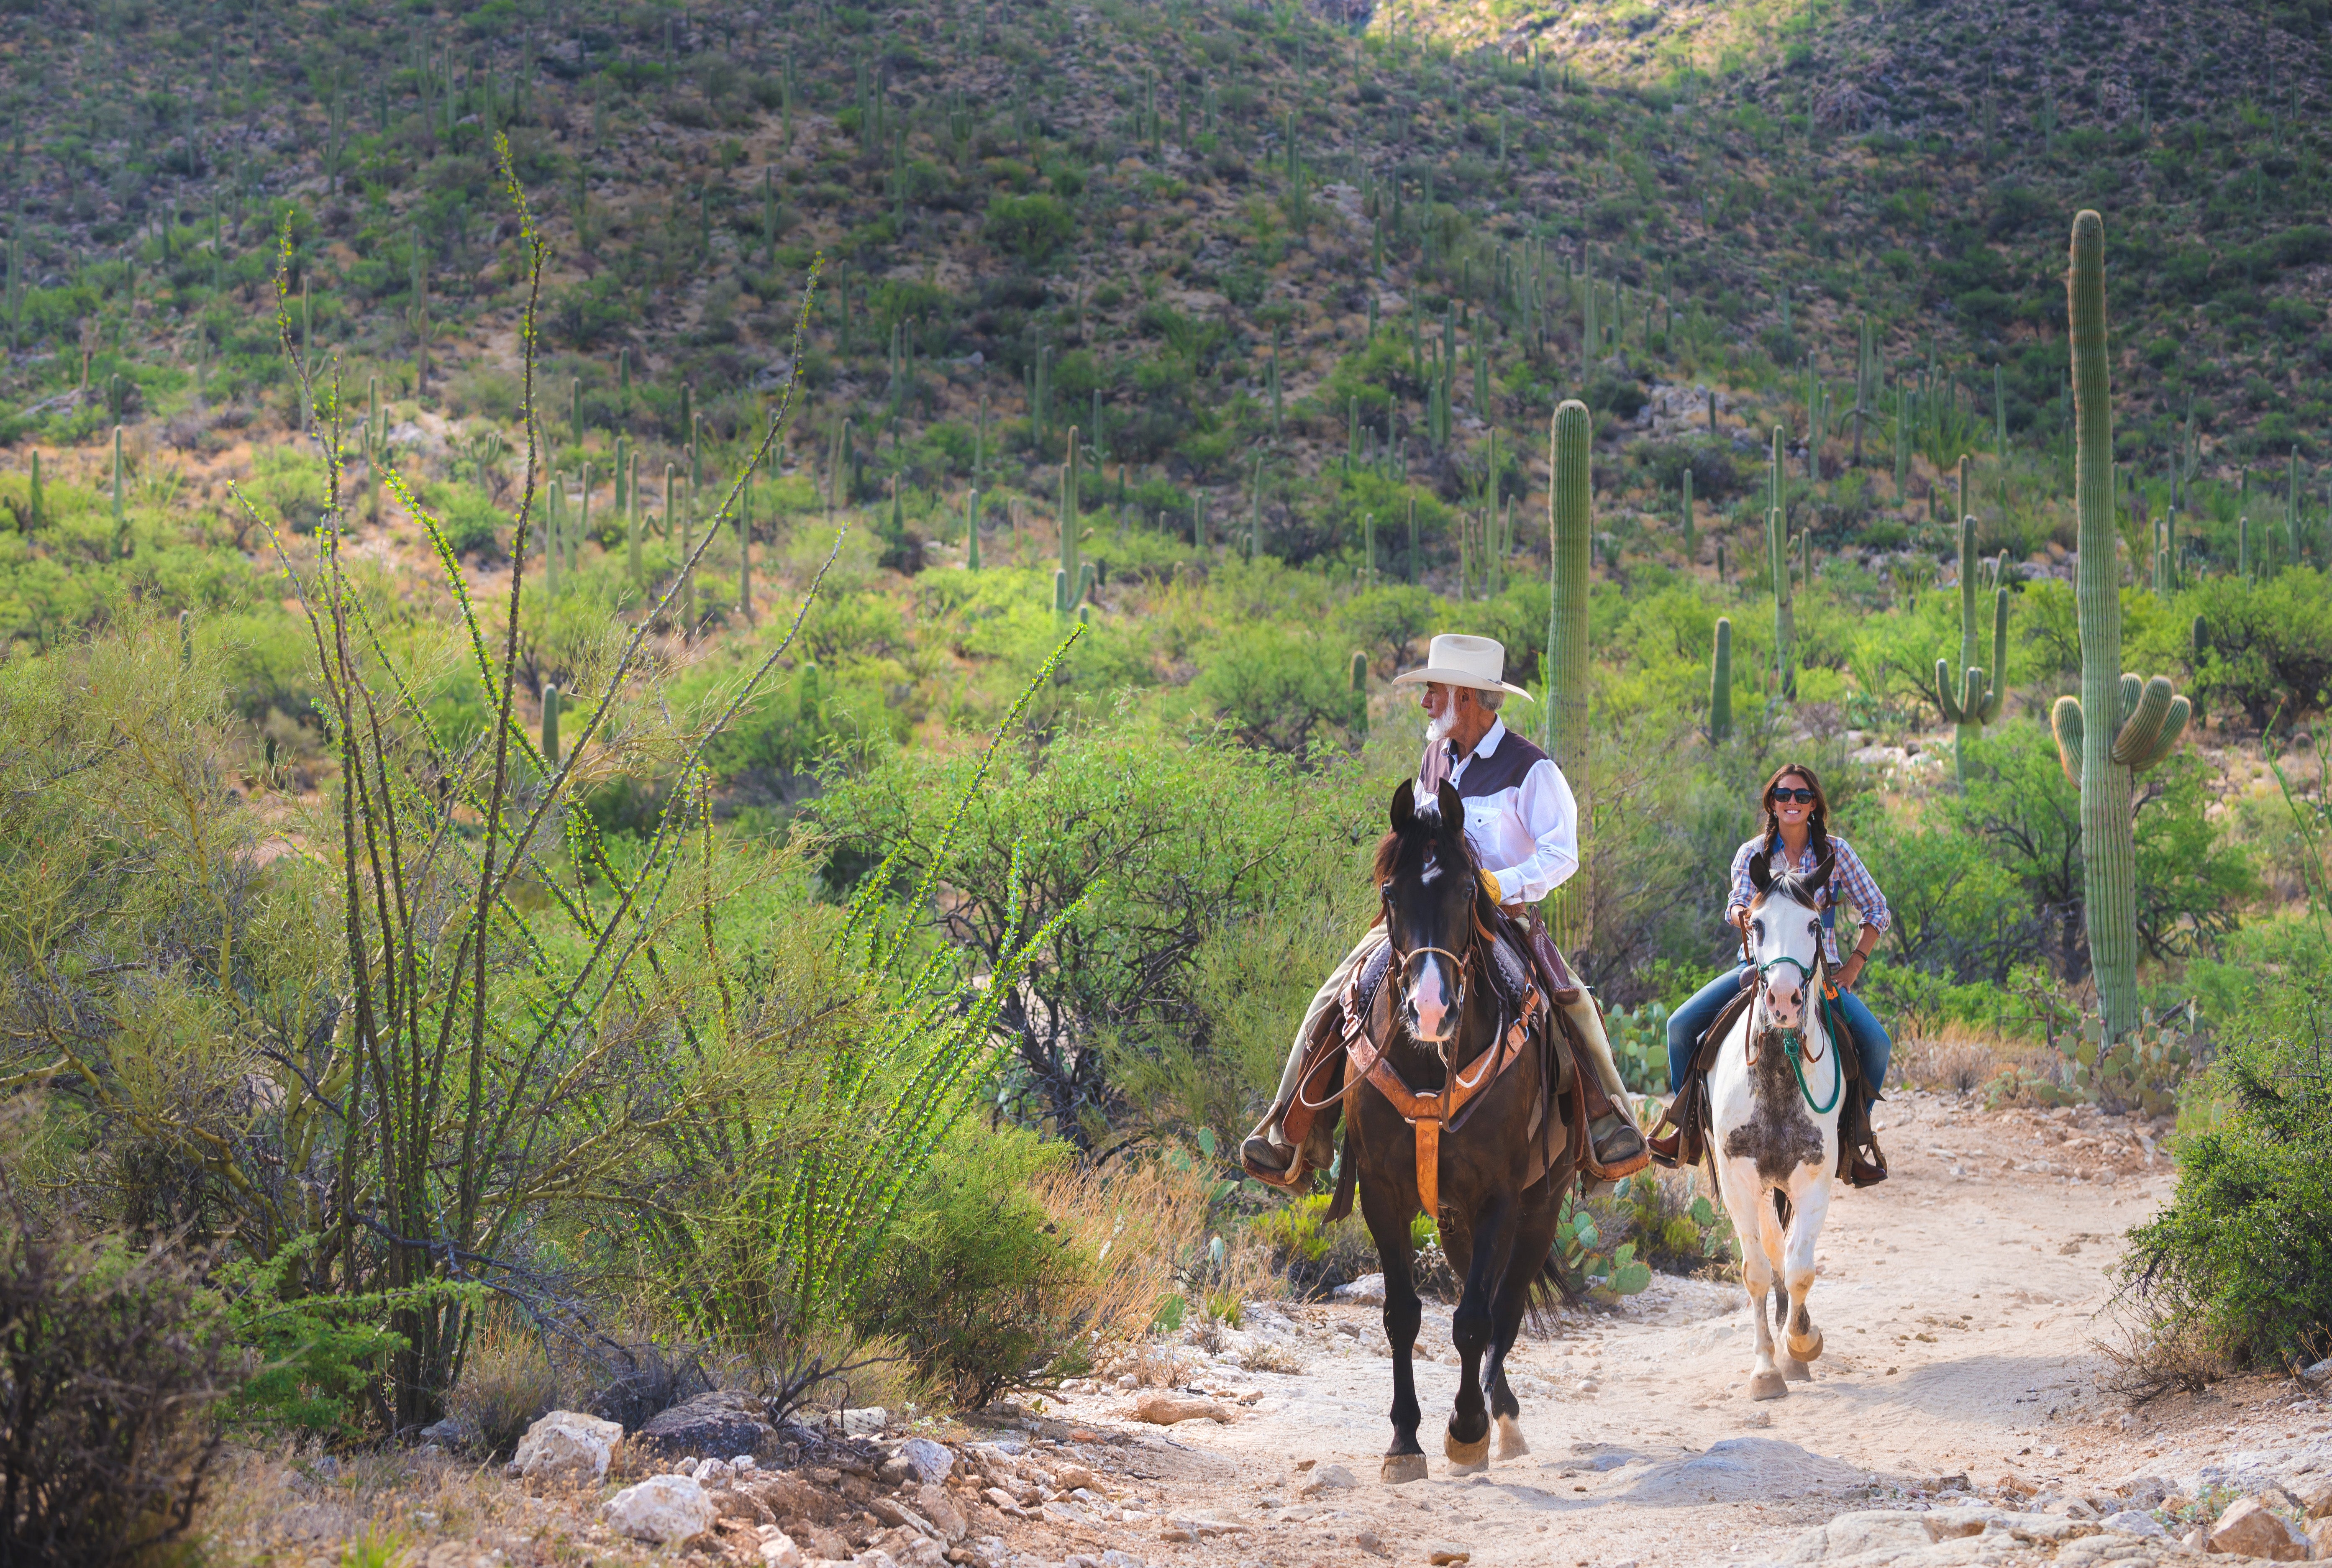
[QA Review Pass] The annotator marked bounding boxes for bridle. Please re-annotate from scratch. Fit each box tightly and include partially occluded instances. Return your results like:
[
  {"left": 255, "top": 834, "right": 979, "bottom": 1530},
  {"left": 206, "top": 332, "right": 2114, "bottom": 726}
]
[
  {"left": 1379, "top": 879, "right": 1479, "bottom": 1055},
  {"left": 1743, "top": 910, "right": 1839, "bottom": 1113}
]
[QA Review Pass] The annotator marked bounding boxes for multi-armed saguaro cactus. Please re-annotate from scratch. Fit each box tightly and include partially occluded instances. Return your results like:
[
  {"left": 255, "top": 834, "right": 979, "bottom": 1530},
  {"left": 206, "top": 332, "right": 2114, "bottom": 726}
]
[
  {"left": 1931, "top": 510, "right": 2010, "bottom": 786},
  {"left": 1547, "top": 399, "right": 1592, "bottom": 953},
  {"left": 2050, "top": 211, "right": 2192, "bottom": 1042},
  {"left": 1709, "top": 617, "right": 1732, "bottom": 743}
]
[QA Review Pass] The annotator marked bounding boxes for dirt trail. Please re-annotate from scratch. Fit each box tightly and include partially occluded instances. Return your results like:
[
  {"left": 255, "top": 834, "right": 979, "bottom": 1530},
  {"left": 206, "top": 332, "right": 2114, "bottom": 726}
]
[{"left": 1011, "top": 1091, "right": 2209, "bottom": 1568}]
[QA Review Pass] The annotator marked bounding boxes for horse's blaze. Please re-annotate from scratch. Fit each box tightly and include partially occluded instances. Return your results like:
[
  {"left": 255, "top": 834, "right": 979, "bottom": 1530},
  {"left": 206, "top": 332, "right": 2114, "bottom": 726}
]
[{"left": 1409, "top": 956, "right": 1451, "bottom": 1040}]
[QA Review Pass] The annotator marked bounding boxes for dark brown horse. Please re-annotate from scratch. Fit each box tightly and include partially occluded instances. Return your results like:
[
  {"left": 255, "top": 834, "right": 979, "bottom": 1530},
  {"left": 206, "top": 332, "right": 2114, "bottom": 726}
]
[{"left": 1347, "top": 779, "right": 1576, "bottom": 1482}]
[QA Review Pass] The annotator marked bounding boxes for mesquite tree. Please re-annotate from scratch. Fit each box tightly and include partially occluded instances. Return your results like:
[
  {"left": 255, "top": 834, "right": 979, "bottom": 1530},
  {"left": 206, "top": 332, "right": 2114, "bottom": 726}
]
[{"left": 2049, "top": 211, "right": 2191, "bottom": 1040}]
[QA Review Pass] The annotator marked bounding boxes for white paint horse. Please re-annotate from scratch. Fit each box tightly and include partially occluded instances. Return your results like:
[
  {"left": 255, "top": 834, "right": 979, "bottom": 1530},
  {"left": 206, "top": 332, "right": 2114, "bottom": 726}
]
[{"left": 1707, "top": 849, "right": 1848, "bottom": 1401}]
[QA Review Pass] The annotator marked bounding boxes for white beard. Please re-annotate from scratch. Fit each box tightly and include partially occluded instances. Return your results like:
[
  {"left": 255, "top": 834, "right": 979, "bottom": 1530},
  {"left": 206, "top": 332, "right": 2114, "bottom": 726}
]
[{"left": 1423, "top": 708, "right": 1456, "bottom": 751}]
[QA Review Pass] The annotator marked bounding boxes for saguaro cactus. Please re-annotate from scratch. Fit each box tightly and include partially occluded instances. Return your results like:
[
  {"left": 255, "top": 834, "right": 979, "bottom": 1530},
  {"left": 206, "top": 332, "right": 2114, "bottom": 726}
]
[
  {"left": 1931, "top": 511, "right": 2010, "bottom": 785},
  {"left": 1767, "top": 425, "right": 1794, "bottom": 698},
  {"left": 2050, "top": 211, "right": 2191, "bottom": 1042},
  {"left": 542, "top": 684, "right": 562, "bottom": 766},
  {"left": 1547, "top": 399, "right": 1592, "bottom": 953},
  {"left": 1058, "top": 425, "right": 1082, "bottom": 611},
  {"left": 1709, "top": 617, "right": 1732, "bottom": 743},
  {"left": 1349, "top": 651, "right": 1369, "bottom": 738}
]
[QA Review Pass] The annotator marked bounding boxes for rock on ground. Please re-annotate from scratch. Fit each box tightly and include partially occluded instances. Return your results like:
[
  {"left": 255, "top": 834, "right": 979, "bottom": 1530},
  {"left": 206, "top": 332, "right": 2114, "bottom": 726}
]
[
  {"left": 1130, "top": 1392, "right": 1235, "bottom": 1425},
  {"left": 899, "top": 1437, "right": 954, "bottom": 1485},
  {"left": 635, "top": 1389, "right": 776, "bottom": 1458},
  {"left": 508, "top": 1409, "right": 623, "bottom": 1481},
  {"left": 602, "top": 1474, "right": 717, "bottom": 1545},
  {"left": 2205, "top": 1497, "right": 2307, "bottom": 1560},
  {"left": 1625, "top": 1438, "right": 1869, "bottom": 1506}
]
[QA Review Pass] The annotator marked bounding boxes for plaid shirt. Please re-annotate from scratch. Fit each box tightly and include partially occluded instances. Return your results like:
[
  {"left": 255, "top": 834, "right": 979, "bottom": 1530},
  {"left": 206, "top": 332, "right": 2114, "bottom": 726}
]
[{"left": 1725, "top": 833, "right": 1891, "bottom": 966}]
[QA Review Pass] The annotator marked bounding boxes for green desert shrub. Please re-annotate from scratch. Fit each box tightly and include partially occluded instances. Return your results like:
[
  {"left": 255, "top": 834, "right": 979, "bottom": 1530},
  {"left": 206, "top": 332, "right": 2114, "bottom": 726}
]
[
  {"left": 2188, "top": 568, "right": 2332, "bottom": 730},
  {"left": 983, "top": 193, "right": 1075, "bottom": 264},
  {"left": 2122, "top": 935, "right": 2332, "bottom": 1374},
  {"left": 0, "top": 1207, "right": 226, "bottom": 1566}
]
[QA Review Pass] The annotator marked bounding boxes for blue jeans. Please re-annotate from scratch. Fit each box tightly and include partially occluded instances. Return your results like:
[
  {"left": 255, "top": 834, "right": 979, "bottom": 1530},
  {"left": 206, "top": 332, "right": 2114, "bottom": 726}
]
[{"left": 1664, "top": 964, "right": 1890, "bottom": 1113}]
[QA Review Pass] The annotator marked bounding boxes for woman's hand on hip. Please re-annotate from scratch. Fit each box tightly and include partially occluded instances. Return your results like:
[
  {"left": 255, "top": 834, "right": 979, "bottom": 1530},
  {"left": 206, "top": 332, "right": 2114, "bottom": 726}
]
[{"left": 1836, "top": 954, "right": 1867, "bottom": 992}]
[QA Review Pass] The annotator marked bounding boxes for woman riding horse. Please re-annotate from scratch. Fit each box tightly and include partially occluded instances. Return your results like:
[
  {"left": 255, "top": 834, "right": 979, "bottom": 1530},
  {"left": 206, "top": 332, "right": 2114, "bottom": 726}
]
[
  {"left": 1241, "top": 633, "right": 1648, "bottom": 1186},
  {"left": 1663, "top": 761, "right": 1895, "bottom": 1185}
]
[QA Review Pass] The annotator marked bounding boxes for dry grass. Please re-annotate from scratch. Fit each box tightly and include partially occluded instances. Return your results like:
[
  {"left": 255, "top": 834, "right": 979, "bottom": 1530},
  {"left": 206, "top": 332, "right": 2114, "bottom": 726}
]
[
  {"left": 196, "top": 1442, "right": 632, "bottom": 1566},
  {"left": 447, "top": 1313, "right": 583, "bottom": 1460},
  {"left": 1889, "top": 1029, "right": 2012, "bottom": 1095},
  {"left": 1021, "top": 1159, "right": 1213, "bottom": 1358},
  {"left": 2094, "top": 1301, "right": 2232, "bottom": 1407}
]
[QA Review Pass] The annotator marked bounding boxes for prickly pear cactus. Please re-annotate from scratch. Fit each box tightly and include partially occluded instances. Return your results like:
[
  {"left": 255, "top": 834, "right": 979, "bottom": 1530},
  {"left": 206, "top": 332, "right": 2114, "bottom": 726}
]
[{"left": 2066, "top": 1006, "right": 2194, "bottom": 1117}]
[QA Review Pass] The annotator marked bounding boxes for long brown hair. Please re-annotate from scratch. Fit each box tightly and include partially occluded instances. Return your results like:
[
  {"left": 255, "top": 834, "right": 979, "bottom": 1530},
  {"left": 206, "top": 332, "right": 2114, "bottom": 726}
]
[{"left": 1758, "top": 760, "right": 1832, "bottom": 862}]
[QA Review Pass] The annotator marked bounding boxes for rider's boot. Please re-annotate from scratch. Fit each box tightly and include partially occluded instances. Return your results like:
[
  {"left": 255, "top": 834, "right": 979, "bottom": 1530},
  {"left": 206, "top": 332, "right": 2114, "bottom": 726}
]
[
  {"left": 1558, "top": 995, "right": 1650, "bottom": 1176},
  {"left": 1240, "top": 1109, "right": 1334, "bottom": 1190}
]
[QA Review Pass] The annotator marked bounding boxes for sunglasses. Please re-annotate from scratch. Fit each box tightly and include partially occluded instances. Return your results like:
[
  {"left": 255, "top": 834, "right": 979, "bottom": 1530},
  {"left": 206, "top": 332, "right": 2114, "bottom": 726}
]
[{"left": 1771, "top": 787, "right": 1817, "bottom": 804}]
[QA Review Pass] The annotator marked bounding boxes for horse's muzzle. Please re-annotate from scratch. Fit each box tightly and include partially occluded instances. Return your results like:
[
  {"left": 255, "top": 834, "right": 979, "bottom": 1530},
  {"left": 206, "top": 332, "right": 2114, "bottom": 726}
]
[{"left": 1763, "top": 978, "right": 1806, "bottom": 1027}]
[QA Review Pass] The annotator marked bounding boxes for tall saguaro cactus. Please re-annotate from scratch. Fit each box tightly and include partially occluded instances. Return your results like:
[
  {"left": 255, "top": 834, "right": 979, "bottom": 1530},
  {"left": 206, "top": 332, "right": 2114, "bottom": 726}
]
[
  {"left": 1931, "top": 511, "right": 2010, "bottom": 785},
  {"left": 2051, "top": 211, "right": 2192, "bottom": 1040},
  {"left": 1709, "top": 617, "right": 1733, "bottom": 743},
  {"left": 1546, "top": 399, "right": 1592, "bottom": 954},
  {"left": 1767, "top": 425, "right": 1794, "bottom": 698}
]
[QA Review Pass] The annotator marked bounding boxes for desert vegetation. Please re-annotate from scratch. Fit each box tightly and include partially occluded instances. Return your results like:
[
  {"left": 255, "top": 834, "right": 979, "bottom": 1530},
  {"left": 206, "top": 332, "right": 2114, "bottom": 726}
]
[{"left": 0, "top": 0, "right": 2327, "bottom": 1556}]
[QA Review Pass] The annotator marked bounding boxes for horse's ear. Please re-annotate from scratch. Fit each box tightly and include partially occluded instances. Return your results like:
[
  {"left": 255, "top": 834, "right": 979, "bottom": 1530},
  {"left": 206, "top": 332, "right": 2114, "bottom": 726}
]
[
  {"left": 1810, "top": 851, "right": 1837, "bottom": 906},
  {"left": 1391, "top": 778, "right": 1416, "bottom": 832},
  {"left": 1747, "top": 854, "right": 1775, "bottom": 896},
  {"left": 1434, "top": 781, "right": 1464, "bottom": 832}
]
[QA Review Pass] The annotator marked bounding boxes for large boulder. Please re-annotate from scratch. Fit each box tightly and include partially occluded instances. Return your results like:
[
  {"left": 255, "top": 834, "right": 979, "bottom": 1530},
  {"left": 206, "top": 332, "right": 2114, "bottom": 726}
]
[
  {"left": 635, "top": 1389, "right": 776, "bottom": 1458},
  {"left": 602, "top": 1474, "right": 717, "bottom": 1545},
  {"left": 2206, "top": 1497, "right": 2307, "bottom": 1560},
  {"left": 509, "top": 1409, "right": 624, "bottom": 1481}
]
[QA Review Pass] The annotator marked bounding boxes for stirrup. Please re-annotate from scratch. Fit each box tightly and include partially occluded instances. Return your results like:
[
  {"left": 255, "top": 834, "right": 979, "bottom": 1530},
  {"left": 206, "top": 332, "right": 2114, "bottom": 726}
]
[{"left": 1240, "top": 1135, "right": 1308, "bottom": 1190}]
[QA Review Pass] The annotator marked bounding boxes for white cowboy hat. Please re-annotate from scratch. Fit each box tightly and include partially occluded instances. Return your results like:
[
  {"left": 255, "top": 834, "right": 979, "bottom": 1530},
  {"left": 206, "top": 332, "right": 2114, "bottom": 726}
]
[{"left": 1389, "top": 634, "right": 1535, "bottom": 699}]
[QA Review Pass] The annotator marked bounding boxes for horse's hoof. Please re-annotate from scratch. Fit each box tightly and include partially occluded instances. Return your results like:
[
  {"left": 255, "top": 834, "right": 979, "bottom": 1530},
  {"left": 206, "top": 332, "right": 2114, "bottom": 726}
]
[
  {"left": 1381, "top": 1453, "right": 1430, "bottom": 1485},
  {"left": 1444, "top": 1428, "right": 1491, "bottom": 1472},
  {"left": 1782, "top": 1356, "right": 1814, "bottom": 1382},
  {"left": 1787, "top": 1328, "right": 1824, "bottom": 1362},
  {"left": 1496, "top": 1414, "right": 1530, "bottom": 1460},
  {"left": 1749, "top": 1370, "right": 1788, "bottom": 1401}
]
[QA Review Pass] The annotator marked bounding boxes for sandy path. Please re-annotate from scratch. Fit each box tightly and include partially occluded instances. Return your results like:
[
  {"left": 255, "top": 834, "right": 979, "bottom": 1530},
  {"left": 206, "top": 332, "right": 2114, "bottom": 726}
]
[{"left": 1022, "top": 1091, "right": 2179, "bottom": 1568}]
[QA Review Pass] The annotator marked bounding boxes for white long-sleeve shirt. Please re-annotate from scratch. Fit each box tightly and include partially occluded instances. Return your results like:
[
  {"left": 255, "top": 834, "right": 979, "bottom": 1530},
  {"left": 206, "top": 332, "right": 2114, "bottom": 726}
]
[{"left": 1442, "top": 717, "right": 1581, "bottom": 906}]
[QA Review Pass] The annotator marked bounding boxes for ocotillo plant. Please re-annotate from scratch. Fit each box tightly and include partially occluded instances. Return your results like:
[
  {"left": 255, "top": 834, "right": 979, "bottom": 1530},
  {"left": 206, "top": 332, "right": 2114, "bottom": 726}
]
[
  {"left": 1930, "top": 512, "right": 2009, "bottom": 785},
  {"left": 1709, "top": 617, "right": 1732, "bottom": 743},
  {"left": 1547, "top": 398, "right": 1592, "bottom": 953},
  {"left": 2050, "top": 211, "right": 2191, "bottom": 1043}
]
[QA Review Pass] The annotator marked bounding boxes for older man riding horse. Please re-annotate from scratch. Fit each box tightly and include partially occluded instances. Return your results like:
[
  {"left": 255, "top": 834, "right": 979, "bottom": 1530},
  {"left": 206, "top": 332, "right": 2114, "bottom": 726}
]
[{"left": 1241, "top": 634, "right": 1649, "bottom": 1191}]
